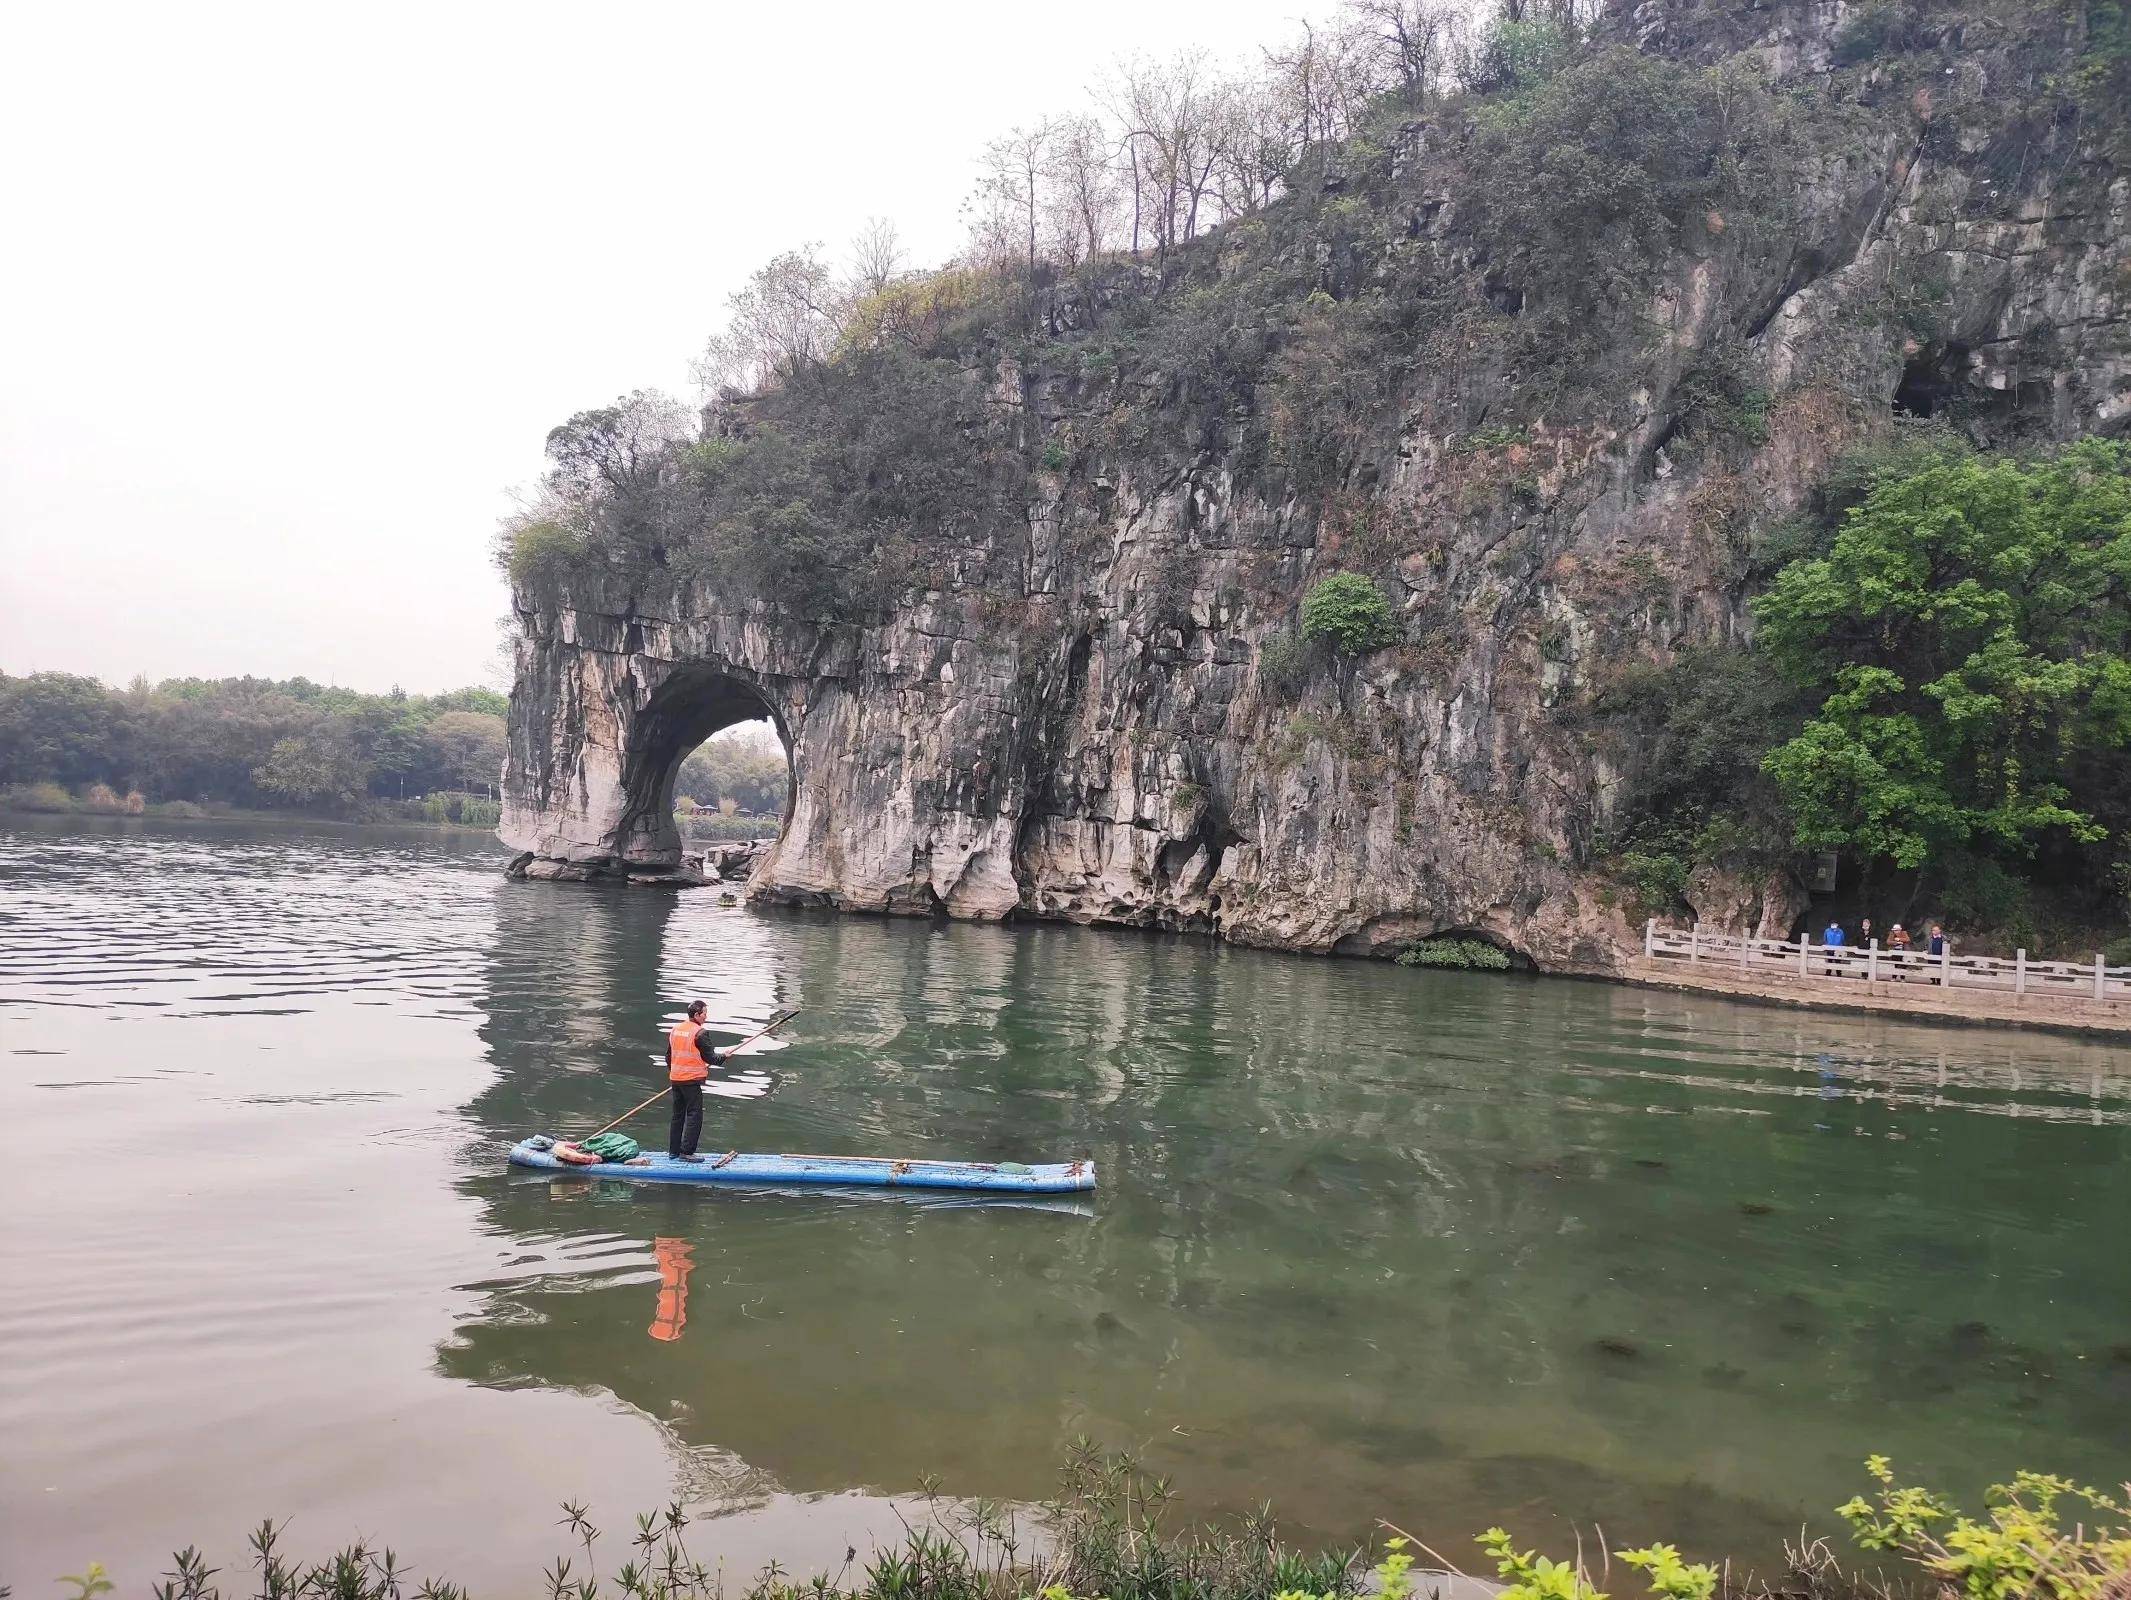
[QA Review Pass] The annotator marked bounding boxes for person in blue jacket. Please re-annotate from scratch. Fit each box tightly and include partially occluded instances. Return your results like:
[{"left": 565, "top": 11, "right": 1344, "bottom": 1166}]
[{"left": 1822, "top": 919, "right": 1845, "bottom": 975}]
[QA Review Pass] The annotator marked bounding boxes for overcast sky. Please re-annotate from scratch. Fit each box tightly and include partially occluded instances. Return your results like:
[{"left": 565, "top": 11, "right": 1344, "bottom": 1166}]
[{"left": 0, "top": 0, "right": 1316, "bottom": 694}]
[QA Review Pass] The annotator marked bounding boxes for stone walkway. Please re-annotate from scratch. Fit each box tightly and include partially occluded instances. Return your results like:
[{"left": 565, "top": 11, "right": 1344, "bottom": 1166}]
[{"left": 1622, "top": 956, "right": 2131, "bottom": 1040}]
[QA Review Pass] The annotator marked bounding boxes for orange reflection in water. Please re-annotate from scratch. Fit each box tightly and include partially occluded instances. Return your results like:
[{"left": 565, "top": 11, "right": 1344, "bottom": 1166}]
[{"left": 649, "top": 1236, "right": 694, "bottom": 1343}]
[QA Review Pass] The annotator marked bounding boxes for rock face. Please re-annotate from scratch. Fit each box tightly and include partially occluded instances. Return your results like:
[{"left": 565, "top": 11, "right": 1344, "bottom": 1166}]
[
  {"left": 705, "top": 840, "right": 772, "bottom": 880},
  {"left": 502, "top": 4, "right": 2128, "bottom": 974}
]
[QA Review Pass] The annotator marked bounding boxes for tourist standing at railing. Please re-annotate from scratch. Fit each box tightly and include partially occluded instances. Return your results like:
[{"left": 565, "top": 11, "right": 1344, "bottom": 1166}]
[
  {"left": 1823, "top": 919, "right": 1845, "bottom": 975},
  {"left": 1858, "top": 917, "right": 1876, "bottom": 952},
  {"left": 1927, "top": 923, "right": 1948, "bottom": 983},
  {"left": 1888, "top": 923, "right": 1912, "bottom": 980}
]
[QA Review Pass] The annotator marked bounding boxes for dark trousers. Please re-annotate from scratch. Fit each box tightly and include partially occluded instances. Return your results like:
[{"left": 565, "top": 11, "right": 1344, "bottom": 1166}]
[{"left": 668, "top": 1081, "right": 704, "bottom": 1156}]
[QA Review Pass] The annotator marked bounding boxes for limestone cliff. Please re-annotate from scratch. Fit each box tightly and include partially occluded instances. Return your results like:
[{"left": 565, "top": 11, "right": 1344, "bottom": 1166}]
[{"left": 502, "top": 0, "right": 2129, "bottom": 973}]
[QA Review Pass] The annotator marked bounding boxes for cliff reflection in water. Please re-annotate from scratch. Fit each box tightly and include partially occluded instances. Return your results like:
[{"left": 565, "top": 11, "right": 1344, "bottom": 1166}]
[{"left": 447, "top": 885, "right": 2131, "bottom": 1560}]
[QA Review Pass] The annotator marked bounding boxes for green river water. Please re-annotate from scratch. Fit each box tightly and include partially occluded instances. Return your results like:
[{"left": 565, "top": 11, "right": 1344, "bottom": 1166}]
[{"left": 2, "top": 817, "right": 2127, "bottom": 1591}]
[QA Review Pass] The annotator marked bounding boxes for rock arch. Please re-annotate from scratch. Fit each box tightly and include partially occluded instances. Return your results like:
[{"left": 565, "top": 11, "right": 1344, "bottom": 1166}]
[
  {"left": 498, "top": 585, "right": 1027, "bottom": 913},
  {"left": 499, "top": 598, "right": 807, "bottom": 884},
  {"left": 614, "top": 665, "right": 793, "bottom": 868}
]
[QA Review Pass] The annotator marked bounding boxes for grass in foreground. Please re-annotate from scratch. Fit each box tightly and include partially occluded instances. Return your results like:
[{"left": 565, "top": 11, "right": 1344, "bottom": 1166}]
[{"left": 29, "top": 1451, "right": 2131, "bottom": 1600}]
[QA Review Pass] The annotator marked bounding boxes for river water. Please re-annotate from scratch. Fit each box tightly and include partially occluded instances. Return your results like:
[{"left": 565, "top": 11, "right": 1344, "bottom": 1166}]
[{"left": 4, "top": 817, "right": 2128, "bottom": 1592}]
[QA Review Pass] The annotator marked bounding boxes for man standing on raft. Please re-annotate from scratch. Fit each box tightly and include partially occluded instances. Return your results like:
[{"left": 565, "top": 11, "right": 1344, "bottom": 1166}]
[{"left": 666, "top": 1001, "right": 727, "bottom": 1162}]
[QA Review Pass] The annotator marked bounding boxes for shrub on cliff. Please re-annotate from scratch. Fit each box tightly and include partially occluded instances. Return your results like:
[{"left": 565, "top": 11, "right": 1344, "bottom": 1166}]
[
  {"left": 1396, "top": 937, "right": 1512, "bottom": 971},
  {"left": 1593, "top": 646, "right": 1804, "bottom": 915},
  {"left": 1468, "top": 16, "right": 1581, "bottom": 92},
  {"left": 1463, "top": 49, "right": 1818, "bottom": 371},
  {"left": 504, "top": 517, "right": 591, "bottom": 592},
  {"left": 1264, "top": 288, "right": 1412, "bottom": 496},
  {"left": 1301, "top": 573, "right": 1399, "bottom": 654},
  {"left": 685, "top": 347, "right": 1012, "bottom": 618},
  {"left": 1258, "top": 631, "right": 1317, "bottom": 697}
]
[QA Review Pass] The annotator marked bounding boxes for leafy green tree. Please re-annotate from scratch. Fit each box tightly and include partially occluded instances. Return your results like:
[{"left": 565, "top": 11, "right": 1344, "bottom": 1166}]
[
  {"left": 0, "top": 673, "right": 125, "bottom": 785},
  {"left": 423, "top": 711, "right": 508, "bottom": 792},
  {"left": 1754, "top": 440, "right": 2131, "bottom": 870},
  {"left": 1300, "top": 573, "right": 1399, "bottom": 654},
  {"left": 676, "top": 725, "right": 789, "bottom": 814},
  {"left": 251, "top": 731, "right": 369, "bottom": 810}
]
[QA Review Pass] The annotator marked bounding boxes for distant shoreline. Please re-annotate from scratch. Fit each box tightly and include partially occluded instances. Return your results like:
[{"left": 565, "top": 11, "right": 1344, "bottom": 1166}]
[{"left": 0, "top": 804, "right": 502, "bottom": 837}]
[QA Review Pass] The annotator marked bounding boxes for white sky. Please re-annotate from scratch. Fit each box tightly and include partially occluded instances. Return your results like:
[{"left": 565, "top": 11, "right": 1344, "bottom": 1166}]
[{"left": 0, "top": 0, "right": 1313, "bottom": 694}]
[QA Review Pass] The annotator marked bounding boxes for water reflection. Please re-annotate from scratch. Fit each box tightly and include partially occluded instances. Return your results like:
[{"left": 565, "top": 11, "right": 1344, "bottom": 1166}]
[
  {"left": 4, "top": 817, "right": 2129, "bottom": 1593},
  {"left": 452, "top": 888, "right": 2131, "bottom": 1562},
  {"left": 652, "top": 1238, "right": 695, "bottom": 1343}
]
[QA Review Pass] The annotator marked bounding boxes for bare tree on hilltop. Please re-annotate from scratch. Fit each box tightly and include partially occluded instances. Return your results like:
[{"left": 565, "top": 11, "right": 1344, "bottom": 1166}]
[
  {"left": 846, "top": 217, "right": 906, "bottom": 303},
  {"left": 694, "top": 248, "right": 845, "bottom": 399},
  {"left": 683, "top": 0, "right": 1584, "bottom": 403}
]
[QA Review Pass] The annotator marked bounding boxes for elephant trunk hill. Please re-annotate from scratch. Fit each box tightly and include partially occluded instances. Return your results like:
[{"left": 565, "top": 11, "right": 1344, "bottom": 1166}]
[{"left": 502, "top": 0, "right": 2130, "bottom": 975}]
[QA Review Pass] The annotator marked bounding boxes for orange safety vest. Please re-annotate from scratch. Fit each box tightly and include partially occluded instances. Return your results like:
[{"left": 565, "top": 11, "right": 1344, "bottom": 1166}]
[{"left": 669, "top": 1020, "right": 709, "bottom": 1083}]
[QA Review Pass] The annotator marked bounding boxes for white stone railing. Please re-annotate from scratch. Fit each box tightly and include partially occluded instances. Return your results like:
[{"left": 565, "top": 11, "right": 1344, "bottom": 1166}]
[{"left": 1643, "top": 920, "right": 2131, "bottom": 1004}]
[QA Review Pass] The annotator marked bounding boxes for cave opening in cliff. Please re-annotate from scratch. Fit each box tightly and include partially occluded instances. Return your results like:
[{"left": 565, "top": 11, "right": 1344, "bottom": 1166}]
[
  {"left": 622, "top": 668, "right": 794, "bottom": 874},
  {"left": 1892, "top": 342, "right": 1972, "bottom": 418}
]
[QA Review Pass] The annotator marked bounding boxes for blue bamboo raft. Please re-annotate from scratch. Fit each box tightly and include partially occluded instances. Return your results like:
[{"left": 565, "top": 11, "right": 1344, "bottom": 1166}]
[{"left": 508, "top": 1138, "right": 1096, "bottom": 1194}]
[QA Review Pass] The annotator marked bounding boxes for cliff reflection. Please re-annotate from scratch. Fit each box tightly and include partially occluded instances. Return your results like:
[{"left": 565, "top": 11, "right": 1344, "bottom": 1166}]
[{"left": 448, "top": 892, "right": 2131, "bottom": 1559}]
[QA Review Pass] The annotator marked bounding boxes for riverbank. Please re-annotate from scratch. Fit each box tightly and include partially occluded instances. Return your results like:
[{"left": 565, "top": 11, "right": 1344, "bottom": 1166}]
[
  {"left": 567, "top": 855, "right": 2131, "bottom": 1042},
  {"left": 0, "top": 797, "right": 498, "bottom": 833}
]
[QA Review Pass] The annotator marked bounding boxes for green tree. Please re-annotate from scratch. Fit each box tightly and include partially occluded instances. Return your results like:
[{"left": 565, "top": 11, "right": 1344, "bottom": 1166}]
[
  {"left": 676, "top": 725, "right": 789, "bottom": 814},
  {"left": 0, "top": 673, "right": 125, "bottom": 786},
  {"left": 251, "top": 731, "right": 370, "bottom": 810},
  {"left": 1300, "top": 573, "right": 1399, "bottom": 654},
  {"left": 423, "top": 710, "right": 508, "bottom": 792},
  {"left": 1754, "top": 440, "right": 2131, "bottom": 870}
]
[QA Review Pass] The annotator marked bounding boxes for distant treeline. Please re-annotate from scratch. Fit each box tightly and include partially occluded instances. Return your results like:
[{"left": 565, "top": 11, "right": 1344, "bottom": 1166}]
[
  {"left": 0, "top": 672, "right": 508, "bottom": 814},
  {"left": 675, "top": 725, "right": 789, "bottom": 816}
]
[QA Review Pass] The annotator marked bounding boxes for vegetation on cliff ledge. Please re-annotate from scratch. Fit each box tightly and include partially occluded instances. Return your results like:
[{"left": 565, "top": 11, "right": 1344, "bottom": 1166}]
[{"left": 497, "top": 0, "right": 1856, "bottom": 618}]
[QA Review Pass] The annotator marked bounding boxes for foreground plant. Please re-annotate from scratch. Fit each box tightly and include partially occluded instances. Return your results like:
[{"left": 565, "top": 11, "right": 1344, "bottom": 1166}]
[
  {"left": 1271, "top": 1529, "right": 1720, "bottom": 1600},
  {"left": 56, "top": 1453, "right": 2131, "bottom": 1600},
  {"left": 1837, "top": 1456, "right": 2131, "bottom": 1600}
]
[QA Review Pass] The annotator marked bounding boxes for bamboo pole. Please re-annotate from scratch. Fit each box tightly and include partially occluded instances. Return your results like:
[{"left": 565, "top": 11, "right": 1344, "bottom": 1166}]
[{"left": 582, "top": 1009, "right": 799, "bottom": 1141}]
